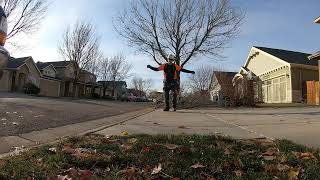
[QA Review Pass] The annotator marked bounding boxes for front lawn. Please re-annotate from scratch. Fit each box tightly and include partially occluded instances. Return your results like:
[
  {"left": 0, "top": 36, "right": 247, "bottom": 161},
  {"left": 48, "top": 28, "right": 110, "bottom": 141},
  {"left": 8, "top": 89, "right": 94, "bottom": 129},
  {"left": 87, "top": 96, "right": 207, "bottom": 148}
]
[{"left": 0, "top": 134, "right": 319, "bottom": 179}]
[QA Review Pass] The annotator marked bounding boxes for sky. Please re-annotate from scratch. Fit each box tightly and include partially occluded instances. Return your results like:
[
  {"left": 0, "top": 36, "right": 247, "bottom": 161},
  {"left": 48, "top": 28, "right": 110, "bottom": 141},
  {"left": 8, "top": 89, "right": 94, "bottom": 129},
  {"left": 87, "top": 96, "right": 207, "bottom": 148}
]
[{"left": 9, "top": 0, "right": 320, "bottom": 91}]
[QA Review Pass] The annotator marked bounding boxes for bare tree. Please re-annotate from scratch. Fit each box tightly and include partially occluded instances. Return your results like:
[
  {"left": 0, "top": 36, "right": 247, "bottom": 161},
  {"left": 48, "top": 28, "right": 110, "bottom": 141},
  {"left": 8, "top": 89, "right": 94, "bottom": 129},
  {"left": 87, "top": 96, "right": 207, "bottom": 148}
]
[
  {"left": 114, "top": 0, "right": 243, "bottom": 68},
  {"left": 131, "top": 76, "right": 153, "bottom": 96},
  {"left": 1, "top": 0, "right": 49, "bottom": 46},
  {"left": 188, "top": 66, "right": 214, "bottom": 94},
  {"left": 108, "top": 54, "right": 132, "bottom": 97},
  {"left": 97, "top": 56, "right": 110, "bottom": 97},
  {"left": 58, "top": 20, "right": 101, "bottom": 97}
]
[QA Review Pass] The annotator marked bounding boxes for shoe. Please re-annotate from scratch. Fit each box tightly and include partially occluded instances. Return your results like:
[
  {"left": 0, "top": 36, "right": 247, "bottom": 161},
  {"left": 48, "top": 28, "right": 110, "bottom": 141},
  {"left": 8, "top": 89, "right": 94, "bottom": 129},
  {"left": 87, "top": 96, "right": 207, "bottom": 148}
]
[
  {"left": 173, "top": 108, "right": 176, "bottom": 112},
  {"left": 163, "top": 108, "right": 169, "bottom": 111}
]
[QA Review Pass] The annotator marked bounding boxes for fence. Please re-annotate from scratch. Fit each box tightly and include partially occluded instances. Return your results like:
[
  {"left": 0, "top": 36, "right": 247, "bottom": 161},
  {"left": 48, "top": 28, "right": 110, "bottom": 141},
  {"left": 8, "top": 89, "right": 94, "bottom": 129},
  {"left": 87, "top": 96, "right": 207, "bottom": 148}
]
[{"left": 306, "top": 81, "right": 320, "bottom": 105}]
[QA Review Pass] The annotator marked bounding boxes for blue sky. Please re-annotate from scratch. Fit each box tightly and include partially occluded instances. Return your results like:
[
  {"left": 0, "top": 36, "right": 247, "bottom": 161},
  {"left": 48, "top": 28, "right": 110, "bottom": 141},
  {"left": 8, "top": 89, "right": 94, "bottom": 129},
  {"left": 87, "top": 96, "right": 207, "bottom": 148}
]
[{"left": 12, "top": 0, "right": 320, "bottom": 91}]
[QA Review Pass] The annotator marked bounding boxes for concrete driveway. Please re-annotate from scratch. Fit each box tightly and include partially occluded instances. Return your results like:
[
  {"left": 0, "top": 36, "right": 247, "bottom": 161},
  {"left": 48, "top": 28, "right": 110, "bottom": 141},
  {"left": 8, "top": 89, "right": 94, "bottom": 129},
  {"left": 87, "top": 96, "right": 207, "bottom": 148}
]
[
  {"left": 0, "top": 92, "right": 151, "bottom": 137},
  {"left": 97, "top": 106, "right": 320, "bottom": 148}
]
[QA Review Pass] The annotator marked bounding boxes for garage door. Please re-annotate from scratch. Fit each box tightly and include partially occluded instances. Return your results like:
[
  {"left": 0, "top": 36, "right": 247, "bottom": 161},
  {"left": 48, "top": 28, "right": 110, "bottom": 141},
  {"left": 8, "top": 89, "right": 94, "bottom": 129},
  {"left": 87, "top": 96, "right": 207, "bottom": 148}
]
[{"left": 39, "top": 78, "right": 60, "bottom": 97}]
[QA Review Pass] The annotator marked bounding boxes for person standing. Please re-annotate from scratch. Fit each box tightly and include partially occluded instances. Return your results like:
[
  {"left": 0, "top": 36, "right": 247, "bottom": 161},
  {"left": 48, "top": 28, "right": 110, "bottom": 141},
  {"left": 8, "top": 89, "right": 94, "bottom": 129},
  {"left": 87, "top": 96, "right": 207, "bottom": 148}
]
[{"left": 147, "top": 54, "right": 195, "bottom": 111}]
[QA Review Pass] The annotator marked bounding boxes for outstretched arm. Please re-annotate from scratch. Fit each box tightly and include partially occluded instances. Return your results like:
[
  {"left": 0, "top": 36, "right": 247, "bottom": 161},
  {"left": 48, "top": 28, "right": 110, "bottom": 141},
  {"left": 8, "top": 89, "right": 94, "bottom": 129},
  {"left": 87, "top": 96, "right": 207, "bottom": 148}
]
[
  {"left": 181, "top": 68, "right": 195, "bottom": 74},
  {"left": 147, "top": 65, "right": 160, "bottom": 71}
]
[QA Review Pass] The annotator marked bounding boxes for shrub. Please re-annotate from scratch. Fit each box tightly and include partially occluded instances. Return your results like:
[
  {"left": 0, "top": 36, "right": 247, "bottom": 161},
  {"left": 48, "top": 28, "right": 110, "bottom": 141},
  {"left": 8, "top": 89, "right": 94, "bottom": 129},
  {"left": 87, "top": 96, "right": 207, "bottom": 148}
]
[{"left": 24, "top": 82, "right": 40, "bottom": 95}]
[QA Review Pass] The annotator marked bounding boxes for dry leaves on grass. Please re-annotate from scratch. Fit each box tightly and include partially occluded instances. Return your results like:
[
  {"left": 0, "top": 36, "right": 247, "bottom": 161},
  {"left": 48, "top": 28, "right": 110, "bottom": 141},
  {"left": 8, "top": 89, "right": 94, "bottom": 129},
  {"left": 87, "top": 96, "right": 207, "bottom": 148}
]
[
  {"left": 292, "top": 152, "right": 317, "bottom": 160},
  {"left": 47, "top": 168, "right": 93, "bottom": 180}
]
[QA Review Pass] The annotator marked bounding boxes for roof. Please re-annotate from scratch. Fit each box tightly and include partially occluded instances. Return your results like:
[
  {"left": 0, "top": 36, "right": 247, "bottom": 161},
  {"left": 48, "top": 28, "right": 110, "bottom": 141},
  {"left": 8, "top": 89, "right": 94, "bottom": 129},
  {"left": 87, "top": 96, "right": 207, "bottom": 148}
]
[
  {"left": 6, "top": 57, "right": 30, "bottom": 69},
  {"left": 213, "top": 71, "right": 237, "bottom": 84},
  {"left": 98, "top": 81, "right": 127, "bottom": 86},
  {"left": 309, "top": 51, "right": 320, "bottom": 60},
  {"left": 45, "top": 61, "right": 71, "bottom": 68},
  {"left": 36, "top": 62, "right": 53, "bottom": 70},
  {"left": 254, "top": 46, "right": 317, "bottom": 66},
  {"left": 315, "top": 16, "right": 320, "bottom": 23}
]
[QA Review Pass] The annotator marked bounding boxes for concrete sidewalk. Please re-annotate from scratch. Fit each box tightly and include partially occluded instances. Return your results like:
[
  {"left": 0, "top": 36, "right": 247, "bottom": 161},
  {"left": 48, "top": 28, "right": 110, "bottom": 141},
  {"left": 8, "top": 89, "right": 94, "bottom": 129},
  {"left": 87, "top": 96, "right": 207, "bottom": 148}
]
[
  {"left": 95, "top": 108, "right": 320, "bottom": 148},
  {"left": 0, "top": 108, "right": 154, "bottom": 155},
  {"left": 95, "top": 110, "right": 263, "bottom": 139}
]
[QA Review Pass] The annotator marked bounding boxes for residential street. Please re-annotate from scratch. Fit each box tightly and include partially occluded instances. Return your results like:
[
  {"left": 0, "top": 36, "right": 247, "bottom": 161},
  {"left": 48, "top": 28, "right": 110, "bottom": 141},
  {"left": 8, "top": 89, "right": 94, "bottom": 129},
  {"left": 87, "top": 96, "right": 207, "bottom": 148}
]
[
  {"left": 97, "top": 107, "right": 320, "bottom": 148},
  {"left": 0, "top": 92, "right": 151, "bottom": 137}
]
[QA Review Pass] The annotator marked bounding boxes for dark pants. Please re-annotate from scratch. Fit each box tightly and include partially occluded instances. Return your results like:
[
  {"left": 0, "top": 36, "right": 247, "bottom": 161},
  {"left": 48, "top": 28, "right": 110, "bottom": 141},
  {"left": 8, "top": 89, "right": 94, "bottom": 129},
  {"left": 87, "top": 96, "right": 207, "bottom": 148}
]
[{"left": 163, "top": 81, "right": 178, "bottom": 109}]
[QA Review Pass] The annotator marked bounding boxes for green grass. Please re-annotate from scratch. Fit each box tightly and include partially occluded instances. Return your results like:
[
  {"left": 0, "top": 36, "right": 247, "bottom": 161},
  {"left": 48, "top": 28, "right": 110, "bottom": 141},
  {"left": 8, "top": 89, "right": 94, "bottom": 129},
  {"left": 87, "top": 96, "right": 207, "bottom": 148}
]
[{"left": 0, "top": 134, "right": 320, "bottom": 179}]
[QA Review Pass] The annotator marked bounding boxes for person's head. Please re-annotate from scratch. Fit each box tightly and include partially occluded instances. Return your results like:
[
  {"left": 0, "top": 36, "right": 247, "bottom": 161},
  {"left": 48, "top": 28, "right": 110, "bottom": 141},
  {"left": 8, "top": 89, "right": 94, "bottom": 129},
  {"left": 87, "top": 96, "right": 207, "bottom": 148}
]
[{"left": 167, "top": 54, "right": 175, "bottom": 64}]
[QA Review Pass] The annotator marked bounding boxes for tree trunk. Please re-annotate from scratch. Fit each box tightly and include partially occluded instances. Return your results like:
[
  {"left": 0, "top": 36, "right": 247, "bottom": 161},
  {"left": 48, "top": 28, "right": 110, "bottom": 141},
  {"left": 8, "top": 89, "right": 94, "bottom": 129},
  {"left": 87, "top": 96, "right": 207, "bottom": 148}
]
[{"left": 72, "top": 80, "right": 77, "bottom": 98}]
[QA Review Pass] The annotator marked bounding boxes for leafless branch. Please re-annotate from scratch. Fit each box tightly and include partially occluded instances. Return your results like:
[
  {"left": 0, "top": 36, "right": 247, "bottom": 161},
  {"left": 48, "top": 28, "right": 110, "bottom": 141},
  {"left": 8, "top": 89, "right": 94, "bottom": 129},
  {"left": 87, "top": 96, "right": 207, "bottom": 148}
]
[
  {"left": 2, "top": 0, "right": 49, "bottom": 42},
  {"left": 58, "top": 20, "right": 101, "bottom": 97},
  {"left": 114, "top": 0, "right": 243, "bottom": 67}
]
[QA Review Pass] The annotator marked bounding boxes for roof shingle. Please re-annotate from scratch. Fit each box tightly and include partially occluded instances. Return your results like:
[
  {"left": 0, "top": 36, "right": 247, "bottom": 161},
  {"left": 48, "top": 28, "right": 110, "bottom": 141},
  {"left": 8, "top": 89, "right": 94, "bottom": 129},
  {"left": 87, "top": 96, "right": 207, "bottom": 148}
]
[
  {"left": 6, "top": 57, "right": 30, "bottom": 69},
  {"left": 254, "top": 47, "right": 317, "bottom": 66}
]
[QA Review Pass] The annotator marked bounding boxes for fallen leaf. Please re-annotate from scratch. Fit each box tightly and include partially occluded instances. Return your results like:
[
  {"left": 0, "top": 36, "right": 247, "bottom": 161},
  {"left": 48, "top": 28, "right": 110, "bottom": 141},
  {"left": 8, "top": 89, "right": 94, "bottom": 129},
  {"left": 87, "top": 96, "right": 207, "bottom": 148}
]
[
  {"left": 288, "top": 168, "right": 300, "bottom": 180},
  {"left": 262, "top": 148, "right": 279, "bottom": 156},
  {"left": 48, "top": 147, "right": 57, "bottom": 154},
  {"left": 207, "top": 177, "right": 217, "bottom": 180},
  {"left": 141, "top": 147, "right": 151, "bottom": 153},
  {"left": 127, "top": 138, "right": 138, "bottom": 144},
  {"left": 172, "top": 177, "right": 180, "bottom": 180},
  {"left": 62, "top": 145, "right": 76, "bottom": 154},
  {"left": 1, "top": 118, "right": 6, "bottom": 121},
  {"left": 65, "top": 168, "right": 78, "bottom": 178},
  {"left": 234, "top": 170, "right": 243, "bottom": 177},
  {"left": 47, "top": 175, "right": 71, "bottom": 180},
  {"left": 224, "top": 148, "right": 232, "bottom": 155},
  {"left": 191, "top": 163, "right": 206, "bottom": 169},
  {"left": 151, "top": 164, "right": 162, "bottom": 175},
  {"left": 121, "top": 131, "right": 129, "bottom": 136},
  {"left": 164, "top": 144, "right": 179, "bottom": 150},
  {"left": 300, "top": 152, "right": 316, "bottom": 160},
  {"left": 12, "top": 122, "right": 19, "bottom": 126},
  {"left": 264, "top": 156, "right": 276, "bottom": 161},
  {"left": 79, "top": 170, "right": 93, "bottom": 180},
  {"left": 277, "top": 164, "right": 290, "bottom": 172},
  {"left": 178, "top": 125, "right": 190, "bottom": 129}
]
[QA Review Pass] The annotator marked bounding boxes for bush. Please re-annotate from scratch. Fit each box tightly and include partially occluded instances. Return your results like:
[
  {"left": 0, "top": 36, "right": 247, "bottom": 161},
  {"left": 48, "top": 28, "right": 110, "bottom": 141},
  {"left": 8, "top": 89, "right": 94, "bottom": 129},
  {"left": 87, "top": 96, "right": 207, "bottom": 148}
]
[
  {"left": 92, "top": 93, "right": 100, "bottom": 99},
  {"left": 24, "top": 82, "right": 40, "bottom": 95}
]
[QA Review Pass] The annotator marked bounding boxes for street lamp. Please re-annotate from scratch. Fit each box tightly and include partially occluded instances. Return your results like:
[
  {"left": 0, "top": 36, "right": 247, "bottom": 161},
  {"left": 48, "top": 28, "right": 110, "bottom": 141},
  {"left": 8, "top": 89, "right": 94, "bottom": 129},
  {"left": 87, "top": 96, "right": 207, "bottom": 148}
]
[{"left": 0, "top": 5, "right": 8, "bottom": 80}]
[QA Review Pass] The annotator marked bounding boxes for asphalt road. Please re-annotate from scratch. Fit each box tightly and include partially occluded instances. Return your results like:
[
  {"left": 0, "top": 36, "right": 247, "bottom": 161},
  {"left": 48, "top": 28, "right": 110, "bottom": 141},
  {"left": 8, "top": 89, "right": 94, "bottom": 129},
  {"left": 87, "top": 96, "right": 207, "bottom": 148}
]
[{"left": 0, "top": 92, "right": 151, "bottom": 137}]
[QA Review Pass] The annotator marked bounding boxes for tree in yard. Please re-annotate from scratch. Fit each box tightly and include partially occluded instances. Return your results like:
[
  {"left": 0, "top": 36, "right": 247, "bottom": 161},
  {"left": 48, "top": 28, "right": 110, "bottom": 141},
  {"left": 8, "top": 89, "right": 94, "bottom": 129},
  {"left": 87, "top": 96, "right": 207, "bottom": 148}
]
[
  {"left": 1, "top": 0, "right": 49, "bottom": 48},
  {"left": 131, "top": 76, "right": 153, "bottom": 96},
  {"left": 114, "top": 0, "right": 243, "bottom": 83},
  {"left": 188, "top": 66, "right": 214, "bottom": 94},
  {"left": 107, "top": 54, "right": 132, "bottom": 98},
  {"left": 97, "top": 56, "right": 110, "bottom": 97},
  {"left": 58, "top": 21, "right": 101, "bottom": 97}
]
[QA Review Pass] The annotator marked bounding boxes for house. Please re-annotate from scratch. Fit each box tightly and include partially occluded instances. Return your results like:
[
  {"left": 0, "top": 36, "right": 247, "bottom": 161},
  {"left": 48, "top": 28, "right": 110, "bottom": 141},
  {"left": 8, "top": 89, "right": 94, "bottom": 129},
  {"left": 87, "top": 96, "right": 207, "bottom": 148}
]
[
  {"left": 308, "top": 16, "right": 320, "bottom": 79},
  {"left": 78, "top": 70, "right": 101, "bottom": 98},
  {"left": 98, "top": 81, "right": 127, "bottom": 98},
  {"left": 44, "top": 61, "right": 76, "bottom": 97},
  {"left": 0, "top": 57, "right": 41, "bottom": 92},
  {"left": 238, "top": 46, "right": 319, "bottom": 103},
  {"left": 209, "top": 71, "right": 237, "bottom": 103},
  {"left": 36, "top": 62, "right": 61, "bottom": 97}
]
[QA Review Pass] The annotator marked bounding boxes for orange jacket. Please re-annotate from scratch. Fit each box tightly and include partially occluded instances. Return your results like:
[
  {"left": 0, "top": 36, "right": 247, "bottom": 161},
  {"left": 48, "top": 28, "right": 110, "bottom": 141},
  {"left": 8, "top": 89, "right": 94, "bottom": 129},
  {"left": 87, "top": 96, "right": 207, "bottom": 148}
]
[{"left": 159, "top": 64, "right": 182, "bottom": 80}]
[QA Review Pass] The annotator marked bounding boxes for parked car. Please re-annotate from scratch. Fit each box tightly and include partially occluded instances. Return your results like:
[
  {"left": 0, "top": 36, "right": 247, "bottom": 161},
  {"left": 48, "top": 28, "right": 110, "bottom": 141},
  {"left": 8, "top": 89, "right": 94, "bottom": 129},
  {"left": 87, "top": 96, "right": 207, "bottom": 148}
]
[
  {"left": 135, "top": 96, "right": 148, "bottom": 102},
  {"left": 121, "top": 93, "right": 137, "bottom": 102}
]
